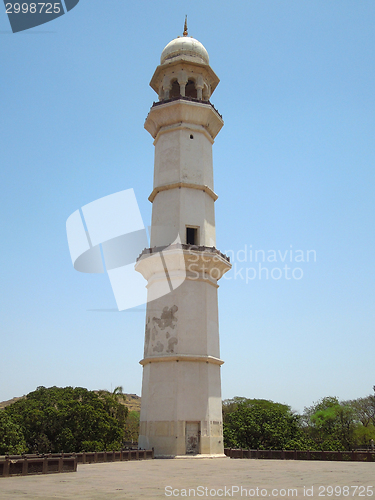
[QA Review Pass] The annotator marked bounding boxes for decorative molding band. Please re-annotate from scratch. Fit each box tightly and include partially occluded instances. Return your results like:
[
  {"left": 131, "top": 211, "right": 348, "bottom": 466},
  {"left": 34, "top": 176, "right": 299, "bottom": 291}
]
[
  {"left": 139, "top": 354, "right": 224, "bottom": 366},
  {"left": 149, "top": 182, "right": 218, "bottom": 203}
]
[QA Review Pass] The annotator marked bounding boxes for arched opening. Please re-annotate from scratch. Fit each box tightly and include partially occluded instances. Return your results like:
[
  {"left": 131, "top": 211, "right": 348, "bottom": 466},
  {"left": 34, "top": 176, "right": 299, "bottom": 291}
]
[
  {"left": 170, "top": 79, "right": 180, "bottom": 99},
  {"left": 185, "top": 80, "right": 197, "bottom": 98}
]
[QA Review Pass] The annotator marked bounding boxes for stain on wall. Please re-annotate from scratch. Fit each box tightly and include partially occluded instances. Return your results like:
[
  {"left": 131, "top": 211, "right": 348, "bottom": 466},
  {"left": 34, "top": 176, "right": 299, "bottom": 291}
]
[
  {"left": 153, "top": 341, "right": 164, "bottom": 353},
  {"left": 167, "top": 336, "right": 178, "bottom": 353},
  {"left": 145, "top": 317, "right": 151, "bottom": 349},
  {"left": 153, "top": 305, "right": 178, "bottom": 330},
  {"left": 144, "top": 305, "right": 179, "bottom": 356}
]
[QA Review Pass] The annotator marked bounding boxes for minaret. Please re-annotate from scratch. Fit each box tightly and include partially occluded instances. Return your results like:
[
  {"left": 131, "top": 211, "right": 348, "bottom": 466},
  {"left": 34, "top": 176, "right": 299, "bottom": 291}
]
[{"left": 135, "top": 22, "right": 231, "bottom": 457}]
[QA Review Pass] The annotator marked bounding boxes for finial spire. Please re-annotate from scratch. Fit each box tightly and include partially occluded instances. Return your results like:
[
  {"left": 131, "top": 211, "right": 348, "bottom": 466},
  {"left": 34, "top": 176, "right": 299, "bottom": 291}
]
[{"left": 183, "top": 15, "right": 188, "bottom": 36}]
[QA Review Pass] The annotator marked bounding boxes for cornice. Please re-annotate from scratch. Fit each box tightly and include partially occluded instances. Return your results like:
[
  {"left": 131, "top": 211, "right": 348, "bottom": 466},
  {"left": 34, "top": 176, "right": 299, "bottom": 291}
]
[
  {"left": 148, "top": 181, "right": 218, "bottom": 203},
  {"left": 139, "top": 354, "right": 224, "bottom": 366},
  {"left": 144, "top": 99, "right": 223, "bottom": 140}
]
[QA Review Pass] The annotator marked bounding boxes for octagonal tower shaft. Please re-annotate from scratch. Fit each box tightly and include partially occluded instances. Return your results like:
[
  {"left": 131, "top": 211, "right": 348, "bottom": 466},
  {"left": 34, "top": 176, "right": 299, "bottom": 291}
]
[{"left": 136, "top": 34, "right": 231, "bottom": 457}]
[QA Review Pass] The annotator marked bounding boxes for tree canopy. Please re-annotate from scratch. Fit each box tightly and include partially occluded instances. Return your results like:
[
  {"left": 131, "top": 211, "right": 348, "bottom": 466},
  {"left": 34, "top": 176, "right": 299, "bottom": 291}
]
[
  {"left": 302, "top": 395, "right": 375, "bottom": 451},
  {"left": 2, "top": 386, "right": 374, "bottom": 455},
  {"left": 223, "top": 390, "right": 375, "bottom": 451},
  {"left": 0, "top": 410, "right": 27, "bottom": 455},
  {"left": 223, "top": 398, "right": 310, "bottom": 450},
  {"left": 3, "top": 386, "right": 128, "bottom": 454}
]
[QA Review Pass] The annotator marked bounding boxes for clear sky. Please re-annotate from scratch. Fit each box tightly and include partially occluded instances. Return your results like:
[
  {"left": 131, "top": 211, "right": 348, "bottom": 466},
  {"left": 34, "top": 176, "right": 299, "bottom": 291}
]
[{"left": 1, "top": 0, "right": 374, "bottom": 414}]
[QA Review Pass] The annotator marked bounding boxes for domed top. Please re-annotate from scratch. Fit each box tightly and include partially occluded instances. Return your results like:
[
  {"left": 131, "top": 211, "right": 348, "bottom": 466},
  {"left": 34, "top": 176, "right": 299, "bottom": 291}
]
[{"left": 160, "top": 36, "right": 209, "bottom": 65}]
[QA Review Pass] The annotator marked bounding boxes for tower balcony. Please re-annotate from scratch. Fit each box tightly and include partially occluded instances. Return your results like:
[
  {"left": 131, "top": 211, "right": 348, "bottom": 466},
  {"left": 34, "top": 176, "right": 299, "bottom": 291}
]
[
  {"left": 151, "top": 96, "right": 222, "bottom": 119},
  {"left": 144, "top": 98, "right": 224, "bottom": 141},
  {"left": 135, "top": 243, "right": 231, "bottom": 285}
]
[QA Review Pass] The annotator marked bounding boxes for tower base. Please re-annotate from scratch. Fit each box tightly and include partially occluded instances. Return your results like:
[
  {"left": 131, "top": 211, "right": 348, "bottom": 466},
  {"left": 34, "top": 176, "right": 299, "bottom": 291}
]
[{"left": 139, "top": 422, "right": 224, "bottom": 457}]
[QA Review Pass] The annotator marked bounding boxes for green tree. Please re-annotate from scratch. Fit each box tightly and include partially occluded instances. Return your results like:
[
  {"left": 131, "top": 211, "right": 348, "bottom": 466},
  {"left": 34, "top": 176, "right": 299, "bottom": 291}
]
[
  {"left": 223, "top": 398, "right": 306, "bottom": 450},
  {"left": 303, "top": 397, "right": 356, "bottom": 450},
  {"left": 348, "top": 396, "right": 375, "bottom": 428},
  {"left": 344, "top": 391, "right": 375, "bottom": 448},
  {"left": 97, "top": 387, "right": 128, "bottom": 427},
  {"left": 123, "top": 411, "right": 140, "bottom": 443},
  {"left": 352, "top": 423, "right": 375, "bottom": 449},
  {"left": 0, "top": 410, "right": 27, "bottom": 455},
  {"left": 5, "top": 386, "right": 125, "bottom": 453}
]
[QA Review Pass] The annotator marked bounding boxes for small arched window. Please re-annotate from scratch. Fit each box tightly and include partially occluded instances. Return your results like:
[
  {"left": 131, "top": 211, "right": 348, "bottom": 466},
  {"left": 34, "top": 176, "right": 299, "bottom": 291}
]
[
  {"left": 185, "top": 80, "right": 197, "bottom": 98},
  {"left": 170, "top": 79, "right": 180, "bottom": 98}
]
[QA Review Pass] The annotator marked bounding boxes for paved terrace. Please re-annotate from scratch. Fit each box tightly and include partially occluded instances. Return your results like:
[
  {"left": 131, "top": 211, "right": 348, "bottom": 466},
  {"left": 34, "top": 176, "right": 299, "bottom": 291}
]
[{"left": 0, "top": 458, "right": 373, "bottom": 500}]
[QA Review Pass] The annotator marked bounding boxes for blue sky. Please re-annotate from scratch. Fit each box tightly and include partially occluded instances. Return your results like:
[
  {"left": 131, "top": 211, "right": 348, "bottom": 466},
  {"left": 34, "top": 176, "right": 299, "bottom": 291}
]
[{"left": 1, "top": 0, "right": 374, "bottom": 413}]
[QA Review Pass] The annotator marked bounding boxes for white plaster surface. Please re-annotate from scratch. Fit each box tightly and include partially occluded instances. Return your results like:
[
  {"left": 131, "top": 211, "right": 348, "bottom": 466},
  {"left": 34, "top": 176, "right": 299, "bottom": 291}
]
[
  {"left": 153, "top": 127, "right": 214, "bottom": 189},
  {"left": 150, "top": 187, "right": 216, "bottom": 248},
  {"left": 137, "top": 277, "right": 225, "bottom": 456}
]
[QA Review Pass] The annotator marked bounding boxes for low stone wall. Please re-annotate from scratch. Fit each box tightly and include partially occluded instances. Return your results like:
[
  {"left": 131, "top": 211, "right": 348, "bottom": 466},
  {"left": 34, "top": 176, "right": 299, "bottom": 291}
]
[
  {"left": 0, "top": 455, "right": 77, "bottom": 478},
  {"left": 75, "top": 449, "right": 154, "bottom": 464},
  {"left": 224, "top": 448, "right": 375, "bottom": 462},
  {"left": 0, "top": 449, "right": 154, "bottom": 478}
]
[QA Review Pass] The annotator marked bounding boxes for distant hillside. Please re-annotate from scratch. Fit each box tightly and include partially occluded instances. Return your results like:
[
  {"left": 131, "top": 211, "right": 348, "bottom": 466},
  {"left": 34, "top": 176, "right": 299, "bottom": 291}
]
[
  {"left": 121, "top": 393, "right": 141, "bottom": 412},
  {"left": 0, "top": 393, "right": 141, "bottom": 412},
  {"left": 0, "top": 396, "right": 25, "bottom": 409}
]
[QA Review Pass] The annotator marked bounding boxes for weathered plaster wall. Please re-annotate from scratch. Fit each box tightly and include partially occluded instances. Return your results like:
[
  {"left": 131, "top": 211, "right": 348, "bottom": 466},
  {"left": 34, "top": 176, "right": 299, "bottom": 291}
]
[
  {"left": 143, "top": 279, "right": 220, "bottom": 359},
  {"left": 153, "top": 128, "right": 214, "bottom": 189},
  {"left": 150, "top": 188, "right": 216, "bottom": 247},
  {"left": 138, "top": 361, "right": 223, "bottom": 456}
]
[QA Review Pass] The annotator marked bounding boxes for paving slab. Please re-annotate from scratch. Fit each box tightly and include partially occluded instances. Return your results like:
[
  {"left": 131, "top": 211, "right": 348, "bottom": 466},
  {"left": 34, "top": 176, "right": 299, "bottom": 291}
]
[{"left": 0, "top": 458, "right": 374, "bottom": 500}]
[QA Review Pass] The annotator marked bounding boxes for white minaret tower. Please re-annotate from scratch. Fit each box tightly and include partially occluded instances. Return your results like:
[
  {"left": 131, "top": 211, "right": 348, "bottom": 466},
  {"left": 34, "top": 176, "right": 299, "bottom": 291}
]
[{"left": 135, "top": 20, "right": 231, "bottom": 457}]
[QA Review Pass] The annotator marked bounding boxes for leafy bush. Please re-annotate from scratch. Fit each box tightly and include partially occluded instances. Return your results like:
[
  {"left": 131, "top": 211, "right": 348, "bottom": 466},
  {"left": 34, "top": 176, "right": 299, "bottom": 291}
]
[
  {"left": 4, "top": 386, "right": 127, "bottom": 453},
  {"left": 223, "top": 398, "right": 303, "bottom": 450},
  {"left": 0, "top": 410, "right": 27, "bottom": 455}
]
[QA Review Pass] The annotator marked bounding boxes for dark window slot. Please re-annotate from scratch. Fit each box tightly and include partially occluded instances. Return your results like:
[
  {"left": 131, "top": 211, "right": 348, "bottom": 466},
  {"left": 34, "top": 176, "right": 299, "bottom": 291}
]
[{"left": 186, "top": 227, "right": 198, "bottom": 245}]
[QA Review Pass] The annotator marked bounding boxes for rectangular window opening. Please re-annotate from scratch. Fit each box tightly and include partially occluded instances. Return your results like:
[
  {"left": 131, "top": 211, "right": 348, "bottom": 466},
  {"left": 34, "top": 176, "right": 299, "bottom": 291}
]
[{"left": 186, "top": 227, "right": 198, "bottom": 245}]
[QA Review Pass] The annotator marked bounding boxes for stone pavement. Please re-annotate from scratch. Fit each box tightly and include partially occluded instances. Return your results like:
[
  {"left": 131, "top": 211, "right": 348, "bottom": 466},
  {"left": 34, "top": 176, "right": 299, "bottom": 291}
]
[{"left": 0, "top": 458, "right": 374, "bottom": 500}]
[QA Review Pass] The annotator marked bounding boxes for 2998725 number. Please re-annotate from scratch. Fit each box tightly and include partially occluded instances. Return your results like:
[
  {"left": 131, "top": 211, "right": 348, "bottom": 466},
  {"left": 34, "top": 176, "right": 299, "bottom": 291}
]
[
  {"left": 5, "top": 3, "right": 61, "bottom": 14},
  {"left": 318, "top": 486, "right": 373, "bottom": 497}
]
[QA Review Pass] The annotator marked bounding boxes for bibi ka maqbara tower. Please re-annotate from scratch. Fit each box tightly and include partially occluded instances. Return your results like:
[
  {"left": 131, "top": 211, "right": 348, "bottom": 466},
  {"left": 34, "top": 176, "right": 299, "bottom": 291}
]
[{"left": 135, "top": 21, "right": 231, "bottom": 457}]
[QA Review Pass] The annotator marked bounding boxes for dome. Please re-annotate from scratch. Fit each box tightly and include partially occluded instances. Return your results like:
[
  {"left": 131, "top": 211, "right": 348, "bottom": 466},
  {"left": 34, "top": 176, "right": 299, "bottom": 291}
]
[{"left": 160, "top": 36, "right": 209, "bottom": 65}]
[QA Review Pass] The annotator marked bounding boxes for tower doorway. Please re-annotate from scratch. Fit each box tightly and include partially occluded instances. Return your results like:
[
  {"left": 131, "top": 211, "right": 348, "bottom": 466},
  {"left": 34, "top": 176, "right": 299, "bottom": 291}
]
[{"left": 185, "top": 422, "right": 200, "bottom": 454}]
